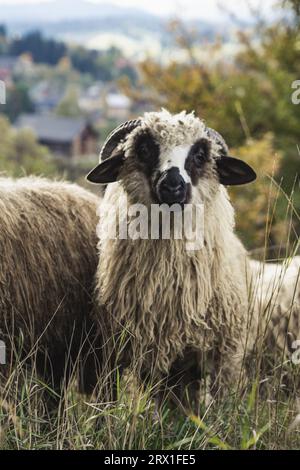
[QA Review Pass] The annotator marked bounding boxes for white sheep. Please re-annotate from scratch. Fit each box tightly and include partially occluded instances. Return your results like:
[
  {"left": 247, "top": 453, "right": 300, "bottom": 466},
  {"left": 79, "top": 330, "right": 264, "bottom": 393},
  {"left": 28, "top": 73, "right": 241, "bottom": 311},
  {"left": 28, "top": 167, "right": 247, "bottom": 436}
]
[
  {"left": 250, "top": 257, "right": 300, "bottom": 360},
  {"left": 87, "top": 109, "right": 257, "bottom": 408}
]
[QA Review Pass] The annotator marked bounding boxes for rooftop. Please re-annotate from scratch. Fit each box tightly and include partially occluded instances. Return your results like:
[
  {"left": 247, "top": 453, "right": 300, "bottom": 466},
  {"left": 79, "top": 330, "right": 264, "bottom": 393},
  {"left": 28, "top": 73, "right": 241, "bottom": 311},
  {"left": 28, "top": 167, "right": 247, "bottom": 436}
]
[{"left": 15, "top": 113, "right": 89, "bottom": 143}]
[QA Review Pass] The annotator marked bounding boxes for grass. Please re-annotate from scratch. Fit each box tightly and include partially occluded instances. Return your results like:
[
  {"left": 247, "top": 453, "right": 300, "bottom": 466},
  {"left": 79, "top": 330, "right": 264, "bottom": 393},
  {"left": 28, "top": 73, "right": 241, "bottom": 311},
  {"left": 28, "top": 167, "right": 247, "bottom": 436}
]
[
  {"left": 0, "top": 177, "right": 299, "bottom": 451},
  {"left": 1, "top": 366, "right": 300, "bottom": 450},
  {"left": 1, "top": 266, "right": 300, "bottom": 452}
]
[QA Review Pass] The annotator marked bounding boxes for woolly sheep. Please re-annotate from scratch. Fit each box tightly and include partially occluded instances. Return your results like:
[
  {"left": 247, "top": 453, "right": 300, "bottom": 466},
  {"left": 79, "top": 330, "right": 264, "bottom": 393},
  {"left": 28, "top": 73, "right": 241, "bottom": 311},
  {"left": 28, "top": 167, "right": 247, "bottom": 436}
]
[
  {"left": 87, "top": 109, "right": 257, "bottom": 408},
  {"left": 250, "top": 257, "right": 300, "bottom": 360},
  {"left": 0, "top": 177, "right": 101, "bottom": 403}
]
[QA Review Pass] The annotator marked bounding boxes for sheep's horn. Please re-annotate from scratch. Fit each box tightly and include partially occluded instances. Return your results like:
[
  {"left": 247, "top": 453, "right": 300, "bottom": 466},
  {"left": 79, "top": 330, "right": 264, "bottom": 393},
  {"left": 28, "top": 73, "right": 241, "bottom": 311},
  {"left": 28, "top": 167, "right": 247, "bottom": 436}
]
[
  {"left": 100, "top": 119, "right": 141, "bottom": 161},
  {"left": 206, "top": 127, "right": 229, "bottom": 156}
]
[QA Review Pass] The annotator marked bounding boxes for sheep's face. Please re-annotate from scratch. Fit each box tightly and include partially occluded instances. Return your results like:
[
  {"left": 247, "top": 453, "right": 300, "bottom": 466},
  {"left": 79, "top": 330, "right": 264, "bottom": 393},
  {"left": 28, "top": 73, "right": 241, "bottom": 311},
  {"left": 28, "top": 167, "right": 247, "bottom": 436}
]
[
  {"left": 87, "top": 110, "right": 256, "bottom": 208},
  {"left": 125, "top": 129, "right": 215, "bottom": 206}
]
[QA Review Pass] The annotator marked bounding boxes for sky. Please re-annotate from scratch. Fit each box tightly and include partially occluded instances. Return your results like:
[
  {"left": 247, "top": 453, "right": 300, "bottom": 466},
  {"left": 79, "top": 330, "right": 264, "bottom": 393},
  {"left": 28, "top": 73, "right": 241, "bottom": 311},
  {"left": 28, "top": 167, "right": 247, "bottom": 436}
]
[{"left": 0, "top": 0, "right": 277, "bottom": 21}]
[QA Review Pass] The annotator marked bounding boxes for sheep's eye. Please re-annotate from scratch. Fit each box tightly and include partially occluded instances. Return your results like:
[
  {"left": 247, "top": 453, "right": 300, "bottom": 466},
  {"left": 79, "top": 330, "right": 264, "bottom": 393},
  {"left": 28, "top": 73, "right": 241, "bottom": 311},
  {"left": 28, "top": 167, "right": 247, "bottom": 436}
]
[
  {"left": 139, "top": 143, "right": 152, "bottom": 159},
  {"left": 136, "top": 132, "right": 160, "bottom": 164},
  {"left": 189, "top": 138, "right": 211, "bottom": 168},
  {"left": 193, "top": 148, "right": 207, "bottom": 167}
]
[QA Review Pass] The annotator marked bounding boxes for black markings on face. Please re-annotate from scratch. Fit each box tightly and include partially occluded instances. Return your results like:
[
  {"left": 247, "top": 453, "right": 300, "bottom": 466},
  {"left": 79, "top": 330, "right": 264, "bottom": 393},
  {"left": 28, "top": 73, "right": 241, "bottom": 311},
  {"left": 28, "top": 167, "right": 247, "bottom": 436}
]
[
  {"left": 135, "top": 130, "right": 160, "bottom": 177},
  {"left": 130, "top": 133, "right": 213, "bottom": 204},
  {"left": 184, "top": 138, "right": 212, "bottom": 185}
]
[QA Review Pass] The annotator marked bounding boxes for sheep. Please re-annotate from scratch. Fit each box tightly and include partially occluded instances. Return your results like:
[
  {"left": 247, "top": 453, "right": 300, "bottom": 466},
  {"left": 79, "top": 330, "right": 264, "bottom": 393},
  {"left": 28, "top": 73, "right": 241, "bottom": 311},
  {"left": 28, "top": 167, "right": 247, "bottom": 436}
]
[
  {"left": 250, "top": 257, "right": 300, "bottom": 368},
  {"left": 87, "top": 109, "right": 257, "bottom": 409},
  {"left": 0, "top": 177, "right": 101, "bottom": 406}
]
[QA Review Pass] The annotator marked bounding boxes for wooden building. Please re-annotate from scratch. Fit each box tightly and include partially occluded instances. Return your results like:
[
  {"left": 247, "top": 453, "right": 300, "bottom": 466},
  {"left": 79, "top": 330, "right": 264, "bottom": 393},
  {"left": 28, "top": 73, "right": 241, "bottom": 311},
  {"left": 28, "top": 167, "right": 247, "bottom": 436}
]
[{"left": 16, "top": 113, "right": 99, "bottom": 158}]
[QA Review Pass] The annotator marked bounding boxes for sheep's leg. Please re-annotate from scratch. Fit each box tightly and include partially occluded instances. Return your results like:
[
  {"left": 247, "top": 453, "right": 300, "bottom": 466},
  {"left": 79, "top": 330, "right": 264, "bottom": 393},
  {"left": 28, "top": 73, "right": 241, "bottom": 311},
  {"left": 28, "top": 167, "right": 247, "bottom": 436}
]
[
  {"left": 209, "top": 345, "right": 247, "bottom": 399},
  {"left": 159, "top": 349, "right": 206, "bottom": 415},
  {"left": 35, "top": 348, "right": 73, "bottom": 414}
]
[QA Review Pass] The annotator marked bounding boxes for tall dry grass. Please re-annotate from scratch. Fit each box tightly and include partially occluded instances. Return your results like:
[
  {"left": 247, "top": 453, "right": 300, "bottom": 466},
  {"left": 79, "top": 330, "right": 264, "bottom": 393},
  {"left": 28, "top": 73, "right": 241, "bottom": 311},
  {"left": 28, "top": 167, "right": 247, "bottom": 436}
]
[{"left": 0, "top": 177, "right": 299, "bottom": 450}]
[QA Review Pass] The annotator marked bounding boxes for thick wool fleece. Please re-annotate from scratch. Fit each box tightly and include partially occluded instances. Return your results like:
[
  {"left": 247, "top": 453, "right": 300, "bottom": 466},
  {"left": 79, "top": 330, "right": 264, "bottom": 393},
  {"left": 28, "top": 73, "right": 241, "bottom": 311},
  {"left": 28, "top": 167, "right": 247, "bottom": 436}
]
[
  {"left": 0, "top": 177, "right": 100, "bottom": 394},
  {"left": 96, "top": 110, "right": 253, "bottom": 399},
  {"left": 250, "top": 257, "right": 300, "bottom": 356}
]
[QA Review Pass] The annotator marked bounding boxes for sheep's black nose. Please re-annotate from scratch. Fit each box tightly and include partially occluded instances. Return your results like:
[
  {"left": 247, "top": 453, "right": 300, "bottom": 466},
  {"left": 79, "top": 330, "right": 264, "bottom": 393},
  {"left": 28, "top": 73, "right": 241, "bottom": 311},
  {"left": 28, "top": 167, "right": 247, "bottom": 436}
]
[
  {"left": 161, "top": 178, "right": 184, "bottom": 193},
  {"left": 158, "top": 167, "right": 187, "bottom": 204}
]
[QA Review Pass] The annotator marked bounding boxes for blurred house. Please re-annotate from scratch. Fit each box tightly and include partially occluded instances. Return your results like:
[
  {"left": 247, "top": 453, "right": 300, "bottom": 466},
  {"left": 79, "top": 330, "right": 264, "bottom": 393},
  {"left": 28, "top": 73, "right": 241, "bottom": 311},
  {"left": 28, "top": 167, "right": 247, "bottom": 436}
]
[
  {"left": 79, "top": 83, "right": 105, "bottom": 114},
  {"left": 14, "top": 53, "right": 35, "bottom": 77},
  {"left": 0, "top": 56, "right": 18, "bottom": 83},
  {"left": 16, "top": 113, "right": 99, "bottom": 158},
  {"left": 0, "top": 54, "right": 34, "bottom": 84},
  {"left": 105, "top": 92, "right": 131, "bottom": 120},
  {"left": 30, "top": 80, "right": 64, "bottom": 113},
  {"left": 79, "top": 84, "right": 132, "bottom": 122}
]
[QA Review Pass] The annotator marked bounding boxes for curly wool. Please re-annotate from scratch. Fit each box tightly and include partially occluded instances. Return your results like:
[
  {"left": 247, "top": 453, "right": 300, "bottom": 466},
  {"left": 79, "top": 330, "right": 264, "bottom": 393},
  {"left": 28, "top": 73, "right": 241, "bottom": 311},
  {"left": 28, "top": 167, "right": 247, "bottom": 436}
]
[
  {"left": 0, "top": 177, "right": 100, "bottom": 393},
  {"left": 96, "top": 110, "right": 253, "bottom": 388},
  {"left": 250, "top": 257, "right": 300, "bottom": 355},
  {"left": 122, "top": 109, "right": 221, "bottom": 164},
  {"left": 98, "top": 187, "right": 250, "bottom": 375}
]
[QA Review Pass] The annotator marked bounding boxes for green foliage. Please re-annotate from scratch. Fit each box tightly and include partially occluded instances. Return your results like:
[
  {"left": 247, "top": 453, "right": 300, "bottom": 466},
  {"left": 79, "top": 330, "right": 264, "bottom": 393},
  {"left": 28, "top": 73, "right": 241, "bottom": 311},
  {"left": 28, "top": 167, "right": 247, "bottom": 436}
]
[
  {"left": 0, "top": 25, "right": 6, "bottom": 38},
  {"left": 6, "top": 30, "right": 137, "bottom": 83},
  {"left": 3, "top": 82, "right": 34, "bottom": 122},
  {"left": 235, "top": 22, "right": 300, "bottom": 195},
  {"left": 123, "top": 2, "right": 300, "bottom": 250},
  {"left": 56, "top": 85, "right": 81, "bottom": 117},
  {"left": 230, "top": 134, "right": 285, "bottom": 250},
  {"left": 9, "top": 31, "right": 67, "bottom": 66},
  {"left": 70, "top": 45, "right": 137, "bottom": 82},
  {"left": 283, "top": 0, "right": 300, "bottom": 18},
  {"left": 0, "top": 115, "right": 56, "bottom": 177},
  {"left": 1, "top": 364, "right": 300, "bottom": 450},
  {"left": 0, "top": 24, "right": 7, "bottom": 55},
  {"left": 70, "top": 47, "right": 102, "bottom": 78}
]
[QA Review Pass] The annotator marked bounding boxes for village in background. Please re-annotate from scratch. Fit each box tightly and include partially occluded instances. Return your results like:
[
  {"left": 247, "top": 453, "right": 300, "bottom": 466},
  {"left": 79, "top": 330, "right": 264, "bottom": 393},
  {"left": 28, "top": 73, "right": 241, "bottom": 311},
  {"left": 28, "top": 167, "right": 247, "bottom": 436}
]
[
  {"left": 0, "top": 0, "right": 299, "bottom": 255},
  {"left": 0, "top": 22, "right": 143, "bottom": 187}
]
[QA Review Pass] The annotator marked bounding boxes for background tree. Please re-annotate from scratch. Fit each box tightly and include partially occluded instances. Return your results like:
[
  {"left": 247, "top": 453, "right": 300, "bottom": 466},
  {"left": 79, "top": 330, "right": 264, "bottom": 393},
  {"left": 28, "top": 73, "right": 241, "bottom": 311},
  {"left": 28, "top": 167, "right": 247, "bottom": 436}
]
[
  {"left": 4, "top": 82, "right": 34, "bottom": 122},
  {"left": 0, "top": 115, "right": 56, "bottom": 177},
  {"left": 122, "top": 2, "right": 300, "bottom": 253},
  {"left": 56, "top": 85, "right": 81, "bottom": 117},
  {"left": 9, "top": 31, "right": 67, "bottom": 66},
  {"left": 0, "top": 24, "right": 7, "bottom": 54}
]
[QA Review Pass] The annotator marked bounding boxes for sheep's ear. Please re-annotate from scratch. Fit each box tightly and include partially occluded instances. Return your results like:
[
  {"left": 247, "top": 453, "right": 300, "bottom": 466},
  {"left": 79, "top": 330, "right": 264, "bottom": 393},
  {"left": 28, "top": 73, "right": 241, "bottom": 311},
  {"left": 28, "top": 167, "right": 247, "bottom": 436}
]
[
  {"left": 86, "top": 152, "right": 125, "bottom": 184},
  {"left": 216, "top": 157, "right": 256, "bottom": 186}
]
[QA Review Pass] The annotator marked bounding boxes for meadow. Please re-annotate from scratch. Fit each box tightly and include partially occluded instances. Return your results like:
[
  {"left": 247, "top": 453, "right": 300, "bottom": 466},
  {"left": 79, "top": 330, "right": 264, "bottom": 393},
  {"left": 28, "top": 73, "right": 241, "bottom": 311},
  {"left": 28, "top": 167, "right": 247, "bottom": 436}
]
[{"left": 0, "top": 0, "right": 300, "bottom": 451}]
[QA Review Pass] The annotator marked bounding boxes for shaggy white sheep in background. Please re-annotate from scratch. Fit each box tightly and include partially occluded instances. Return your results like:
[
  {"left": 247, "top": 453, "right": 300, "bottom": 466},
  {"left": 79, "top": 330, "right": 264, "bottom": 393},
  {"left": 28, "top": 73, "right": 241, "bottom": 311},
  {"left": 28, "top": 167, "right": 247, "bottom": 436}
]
[
  {"left": 87, "top": 109, "right": 257, "bottom": 409},
  {"left": 250, "top": 257, "right": 300, "bottom": 358}
]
